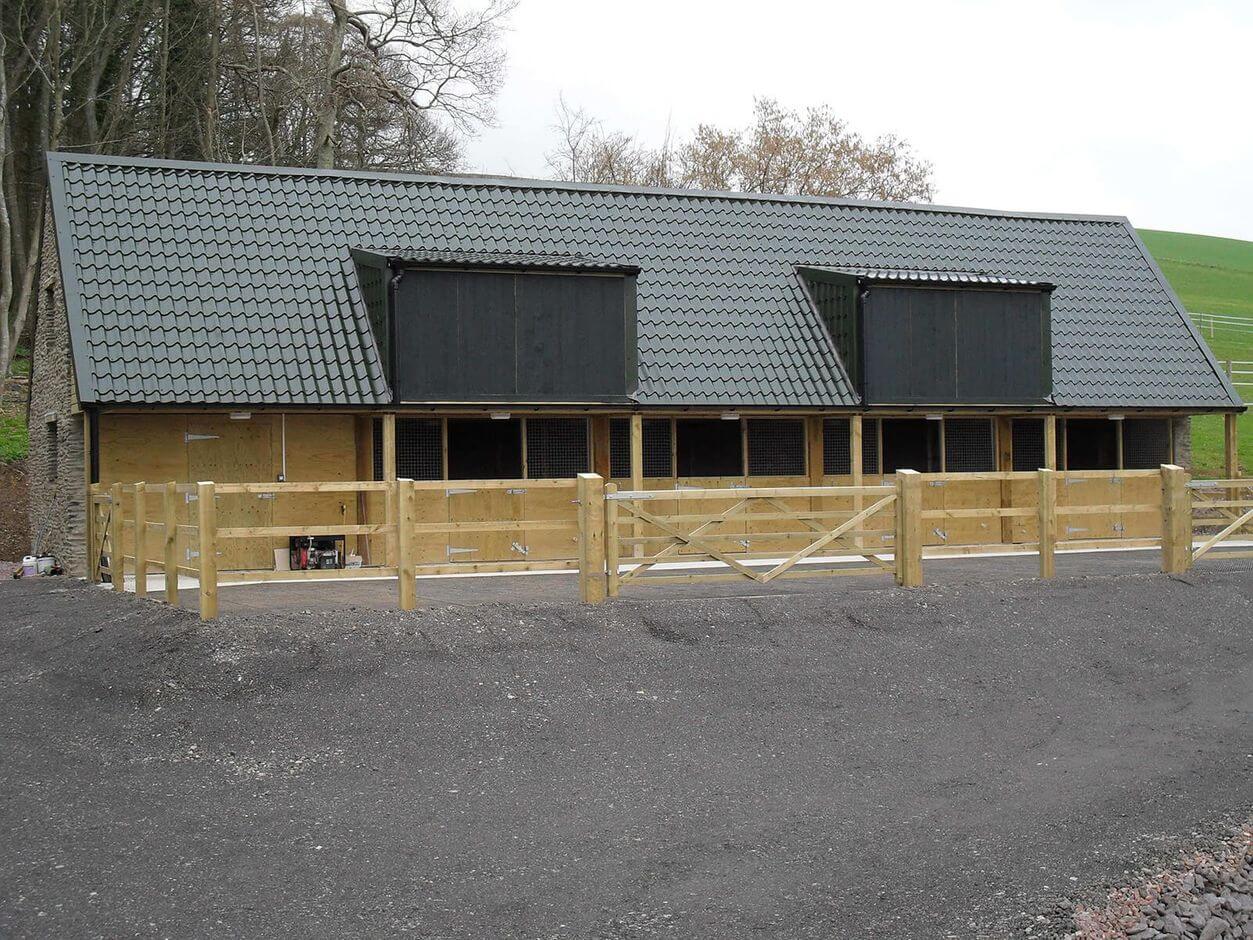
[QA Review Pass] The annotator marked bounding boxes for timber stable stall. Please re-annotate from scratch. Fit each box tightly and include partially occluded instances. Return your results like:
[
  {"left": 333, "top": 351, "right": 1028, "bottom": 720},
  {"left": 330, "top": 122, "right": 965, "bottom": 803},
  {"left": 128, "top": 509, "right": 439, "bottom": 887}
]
[{"left": 29, "top": 153, "right": 1244, "bottom": 585}]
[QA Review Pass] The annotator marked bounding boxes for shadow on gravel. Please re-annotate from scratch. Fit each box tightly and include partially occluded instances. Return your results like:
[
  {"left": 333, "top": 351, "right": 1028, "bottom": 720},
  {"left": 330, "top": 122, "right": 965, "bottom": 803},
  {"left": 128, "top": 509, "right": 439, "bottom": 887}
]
[{"left": 1, "top": 566, "right": 1251, "bottom": 938}]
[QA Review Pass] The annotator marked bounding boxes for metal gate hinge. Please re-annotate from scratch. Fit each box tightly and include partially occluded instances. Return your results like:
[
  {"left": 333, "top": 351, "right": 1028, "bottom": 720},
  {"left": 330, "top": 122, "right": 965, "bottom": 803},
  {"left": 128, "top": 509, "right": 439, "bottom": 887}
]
[
  {"left": 447, "top": 547, "right": 477, "bottom": 555},
  {"left": 184, "top": 433, "right": 220, "bottom": 443}
]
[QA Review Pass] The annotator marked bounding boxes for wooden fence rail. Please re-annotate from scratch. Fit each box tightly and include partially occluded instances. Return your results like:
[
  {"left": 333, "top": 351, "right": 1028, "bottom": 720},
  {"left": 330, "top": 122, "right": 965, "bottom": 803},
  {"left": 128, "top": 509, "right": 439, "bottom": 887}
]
[{"left": 87, "top": 466, "right": 1246, "bottom": 617}]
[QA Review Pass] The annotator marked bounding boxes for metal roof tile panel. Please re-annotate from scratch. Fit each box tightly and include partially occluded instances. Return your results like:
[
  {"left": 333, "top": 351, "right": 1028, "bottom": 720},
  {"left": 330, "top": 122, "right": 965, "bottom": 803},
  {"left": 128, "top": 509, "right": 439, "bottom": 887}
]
[{"left": 47, "top": 152, "right": 1239, "bottom": 409}]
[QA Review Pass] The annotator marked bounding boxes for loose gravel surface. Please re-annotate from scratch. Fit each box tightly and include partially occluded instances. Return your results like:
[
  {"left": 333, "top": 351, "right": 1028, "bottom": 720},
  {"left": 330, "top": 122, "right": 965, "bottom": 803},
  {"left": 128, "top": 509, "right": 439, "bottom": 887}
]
[{"left": 1, "top": 566, "right": 1251, "bottom": 938}]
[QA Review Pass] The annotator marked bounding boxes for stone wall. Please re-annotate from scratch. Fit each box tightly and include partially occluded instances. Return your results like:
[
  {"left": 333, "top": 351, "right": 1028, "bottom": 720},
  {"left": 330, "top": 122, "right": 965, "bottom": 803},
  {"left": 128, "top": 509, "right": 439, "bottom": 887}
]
[
  {"left": 1172, "top": 416, "right": 1192, "bottom": 471},
  {"left": 26, "top": 212, "right": 87, "bottom": 576}
]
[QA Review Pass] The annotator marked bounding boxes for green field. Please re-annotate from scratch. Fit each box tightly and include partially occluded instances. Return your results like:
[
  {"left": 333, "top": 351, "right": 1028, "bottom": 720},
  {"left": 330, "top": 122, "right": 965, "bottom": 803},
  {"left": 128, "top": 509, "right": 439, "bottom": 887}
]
[{"left": 1139, "top": 228, "right": 1253, "bottom": 476}]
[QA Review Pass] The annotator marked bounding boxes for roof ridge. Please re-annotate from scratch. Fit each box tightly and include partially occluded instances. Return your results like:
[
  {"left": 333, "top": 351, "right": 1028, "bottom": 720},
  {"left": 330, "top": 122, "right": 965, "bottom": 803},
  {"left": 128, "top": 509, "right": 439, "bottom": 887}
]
[{"left": 45, "top": 150, "right": 1133, "bottom": 226}]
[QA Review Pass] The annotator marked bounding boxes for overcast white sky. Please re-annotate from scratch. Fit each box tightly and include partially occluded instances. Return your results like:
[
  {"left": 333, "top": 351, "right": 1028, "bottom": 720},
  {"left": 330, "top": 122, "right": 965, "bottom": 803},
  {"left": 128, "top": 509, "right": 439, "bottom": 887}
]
[{"left": 462, "top": 0, "right": 1253, "bottom": 241}]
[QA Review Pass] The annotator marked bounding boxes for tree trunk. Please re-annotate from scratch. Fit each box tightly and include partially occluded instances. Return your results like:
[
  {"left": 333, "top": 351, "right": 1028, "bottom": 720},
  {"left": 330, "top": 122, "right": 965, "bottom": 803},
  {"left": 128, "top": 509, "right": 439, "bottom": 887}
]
[{"left": 313, "top": 0, "right": 348, "bottom": 169}]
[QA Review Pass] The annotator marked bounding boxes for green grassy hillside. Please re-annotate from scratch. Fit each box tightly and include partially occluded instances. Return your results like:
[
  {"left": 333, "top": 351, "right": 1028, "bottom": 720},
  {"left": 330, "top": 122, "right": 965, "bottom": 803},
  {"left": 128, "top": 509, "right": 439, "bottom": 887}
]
[{"left": 1138, "top": 229, "right": 1253, "bottom": 475}]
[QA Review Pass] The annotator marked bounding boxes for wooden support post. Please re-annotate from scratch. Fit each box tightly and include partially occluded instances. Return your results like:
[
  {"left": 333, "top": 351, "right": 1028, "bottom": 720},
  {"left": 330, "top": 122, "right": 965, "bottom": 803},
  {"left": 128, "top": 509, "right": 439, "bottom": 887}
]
[
  {"left": 807, "top": 416, "right": 824, "bottom": 485},
  {"left": 1037, "top": 468, "right": 1056, "bottom": 579},
  {"left": 164, "top": 481, "right": 179, "bottom": 606},
  {"left": 605, "top": 483, "right": 620, "bottom": 597},
  {"left": 134, "top": 482, "right": 148, "bottom": 598},
  {"left": 1044, "top": 416, "right": 1058, "bottom": 470},
  {"left": 592, "top": 416, "right": 611, "bottom": 480},
  {"left": 1160, "top": 464, "right": 1192, "bottom": 574},
  {"left": 1225, "top": 413, "right": 1240, "bottom": 479},
  {"left": 629, "top": 414, "right": 643, "bottom": 558},
  {"left": 87, "top": 483, "right": 98, "bottom": 583},
  {"left": 397, "top": 478, "right": 417, "bottom": 612},
  {"left": 198, "top": 481, "right": 218, "bottom": 621},
  {"left": 851, "top": 415, "right": 864, "bottom": 548},
  {"left": 382, "top": 414, "right": 397, "bottom": 565},
  {"left": 997, "top": 417, "right": 1014, "bottom": 544},
  {"left": 894, "top": 468, "right": 923, "bottom": 588},
  {"left": 110, "top": 482, "right": 124, "bottom": 592},
  {"left": 577, "top": 473, "right": 606, "bottom": 604}
]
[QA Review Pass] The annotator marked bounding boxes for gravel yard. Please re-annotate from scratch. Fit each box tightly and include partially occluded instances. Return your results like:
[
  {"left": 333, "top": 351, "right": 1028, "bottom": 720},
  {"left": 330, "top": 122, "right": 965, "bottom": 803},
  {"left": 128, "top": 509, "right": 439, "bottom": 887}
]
[{"left": 1, "top": 565, "right": 1251, "bottom": 938}]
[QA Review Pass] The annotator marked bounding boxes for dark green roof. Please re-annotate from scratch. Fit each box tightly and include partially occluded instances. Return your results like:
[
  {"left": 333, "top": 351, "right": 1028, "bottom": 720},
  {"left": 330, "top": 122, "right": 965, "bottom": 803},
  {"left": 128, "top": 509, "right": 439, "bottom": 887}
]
[{"left": 47, "top": 152, "right": 1242, "bottom": 410}]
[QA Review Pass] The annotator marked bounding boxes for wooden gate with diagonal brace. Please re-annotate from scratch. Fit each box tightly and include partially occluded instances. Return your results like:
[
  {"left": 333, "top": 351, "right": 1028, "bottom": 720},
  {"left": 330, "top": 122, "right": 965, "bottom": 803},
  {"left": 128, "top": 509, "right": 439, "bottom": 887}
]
[
  {"left": 602, "top": 474, "right": 923, "bottom": 596},
  {"left": 1188, "top": 478, "right": 1253, "bottom": 564}
]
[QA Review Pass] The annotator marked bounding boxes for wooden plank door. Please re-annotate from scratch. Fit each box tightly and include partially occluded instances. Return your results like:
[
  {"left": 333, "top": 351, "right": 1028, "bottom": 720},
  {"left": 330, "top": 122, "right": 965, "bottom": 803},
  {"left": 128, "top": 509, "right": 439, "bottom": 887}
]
[{"left": 187, "top": 415, "right": 274, "bottom": 570}]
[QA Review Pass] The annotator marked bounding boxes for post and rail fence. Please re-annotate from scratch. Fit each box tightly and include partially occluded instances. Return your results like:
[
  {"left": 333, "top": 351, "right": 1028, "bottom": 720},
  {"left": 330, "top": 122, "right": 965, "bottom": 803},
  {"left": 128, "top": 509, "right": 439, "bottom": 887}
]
[{"left": 86, "top": 465, "right": 1251, "bottom": 619}]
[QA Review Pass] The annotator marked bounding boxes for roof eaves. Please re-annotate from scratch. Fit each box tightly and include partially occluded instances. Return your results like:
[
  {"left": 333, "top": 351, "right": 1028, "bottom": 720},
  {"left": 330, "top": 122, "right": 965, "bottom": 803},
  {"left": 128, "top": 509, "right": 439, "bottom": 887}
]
[{"left": 45, "top": 152, "right": 96, "bottom": 404}]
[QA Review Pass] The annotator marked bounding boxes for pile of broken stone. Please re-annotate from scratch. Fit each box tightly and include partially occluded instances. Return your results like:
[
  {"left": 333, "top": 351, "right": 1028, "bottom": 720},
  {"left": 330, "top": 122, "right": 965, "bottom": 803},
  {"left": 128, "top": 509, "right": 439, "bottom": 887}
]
[{"left": 1071, "top": 822, "right": 1252, "bottom": 939}]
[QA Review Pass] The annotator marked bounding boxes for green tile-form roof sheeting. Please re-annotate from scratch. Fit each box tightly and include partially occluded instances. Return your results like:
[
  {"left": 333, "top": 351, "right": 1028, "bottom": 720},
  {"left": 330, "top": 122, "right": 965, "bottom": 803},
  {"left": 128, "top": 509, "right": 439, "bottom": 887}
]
[{"left": 48, "top": 152, "right": 1241, "bottom": 409}]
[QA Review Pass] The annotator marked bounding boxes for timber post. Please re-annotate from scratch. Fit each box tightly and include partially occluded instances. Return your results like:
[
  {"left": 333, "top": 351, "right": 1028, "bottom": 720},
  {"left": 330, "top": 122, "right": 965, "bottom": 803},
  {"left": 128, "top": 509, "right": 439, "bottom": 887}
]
[
  {"left": 87, "top": 483, "right": 97, "bottom": 583},
  {"left": 164, "top": 481, "right": 179, "bottom": 606},
  {"left": 198, "top": 481, "right": 218, "bottom": 621},
  {"left": 110, "top": 483, "right": 124, "bottom": 592},
  {"left": 629, "top": 415, "right": 643, "bottom": 558},
  {"left": 604, "top": 482, "right": 620, "bottom": 598},
  {"left": 134, "top": 482, "right": 148, "bottom": 598},
  {"left": 894, "top": 469, "right": 923, "bottom": 588},
  {"left": 1160, "top": 464, "right": 1192, "bottom": 574},
  {"left": 397, "top": 478, "right": 417, "bottom": 612},
  {"left": 1037, "top": 468, "right": 1057, "bottom": 579},
  {"left": 382, "top": 414, "right": 397, "bottom": 565},
  {"left": 577, "top": 473, "right": 606, "bottom": 604},
  {"left": 1225, "top": 414, "right": 1240, "bottom": 479}
]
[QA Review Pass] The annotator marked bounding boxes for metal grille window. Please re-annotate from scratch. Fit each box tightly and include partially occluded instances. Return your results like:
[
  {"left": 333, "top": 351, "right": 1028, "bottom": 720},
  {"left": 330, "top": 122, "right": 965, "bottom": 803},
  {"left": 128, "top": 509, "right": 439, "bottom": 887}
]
[
  {"left": 610, "top": 418, "right": 674, "bottom": 478},
  {"left": 1122, "top": 418, "right": 1171, "bottom": 469},
  {"left": 525, "top": 417, "right": 590, "bottom": 479},
  {"left": 1011, "top": 419, "right": 1046, "bottom": 471},
  {"left": 372, "top": 417, "right": 443, "bottom": 480},
  {"left": 823, "top": 418, "right": 851, "bottom": 474},
  {"left": 397, "top": 418, "right": 442, "bottom": 480},
  {"left": 610, "top": 419, "right": 630, "bottom": 478},
  {"left": 944, "top": 418, "right": 995, "bottom": 472},
  {"left": 747, "top": 419, "right": 806, "bottom": 476},
  {"left": 863, "top": 418, "right": 881, "bottom": 474}
]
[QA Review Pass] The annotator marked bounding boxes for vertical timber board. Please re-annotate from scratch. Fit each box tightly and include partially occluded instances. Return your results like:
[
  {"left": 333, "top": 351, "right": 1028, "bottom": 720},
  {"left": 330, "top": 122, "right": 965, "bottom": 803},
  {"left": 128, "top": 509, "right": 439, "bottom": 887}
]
[
  {"left": 164, "top": 481, "right": 179, "bottom": 606},
  {"left": 996, "top": 416, "right": 1014, "bottom": 544},
  {"left": 1044, "top": 416, "right": 1058, "bottom": 470},
  {"left": 592, "top": 416, "right": 611, "bottom": 480},
  {"left": 197, "top": 481, "right": 218, "bottom": 620},
  {"left": 134, "top": 482, "right": 148, "bottom": 597},
  {"left": 1038, "top": 468, "right": 1057, "bottom": 578},
  {"left": 576, "top": 474, "right": 606, "bottom": 604},
  {"left": 1226, "top": 414, "right": 1240, "bottom": 479},
  {"left": 1160, "top": 465, "right": 1191, "bottom": 573},
  {"left": 605, "top": 483, "right": 621, "bottom": 597},
  {"left": 110, "top": 482, "right": 124, "bottom": 591}
]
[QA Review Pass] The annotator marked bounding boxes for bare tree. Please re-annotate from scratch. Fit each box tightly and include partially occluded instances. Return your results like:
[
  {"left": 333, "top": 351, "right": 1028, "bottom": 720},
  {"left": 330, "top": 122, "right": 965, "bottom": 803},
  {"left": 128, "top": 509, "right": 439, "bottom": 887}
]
[
  {"left": 546, "top": 96, "right": 935, "bottom": 203},
  {"left": 0, "top": 0, "right": 514, "bottom": 376}
]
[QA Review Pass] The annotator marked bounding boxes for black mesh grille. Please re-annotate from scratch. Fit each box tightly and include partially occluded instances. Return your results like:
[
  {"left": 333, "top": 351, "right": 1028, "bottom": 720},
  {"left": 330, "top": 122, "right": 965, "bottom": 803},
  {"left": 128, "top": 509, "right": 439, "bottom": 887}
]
[
  {"left": 643, "top": 419, "right": 673, "bottom": 477},
  {"left": 747, "top": 419, "right": 806, "bottom": 476},
  {"left": 610, "top": 418, "right": 630, "bottom": 478},
  {"left": 1122, "top": 418, "right": 1171, "bottom": 469},
  {"left": 863, "top": 418, "right": 881, "bottom": 474},
  {"left": 397, "top": 418, "right": 442, "bottom": 480},
  {"left": 823, "top": 418, "right": 851, "bottom": 474},
  {"left": 944, "top": 418, "right": 995, "bottom": 472},
  {"left": 609, "top": 418, "right": 673, "bottom": 478},
  {"left": 525, "top": 418, "right": 589, "bottom": 479},
  {"left": 1011, "top": 419, "right": 1046, "bottom": 471},
  {"left": 372, "top": 417, "right": 443, "bottom": 480}
]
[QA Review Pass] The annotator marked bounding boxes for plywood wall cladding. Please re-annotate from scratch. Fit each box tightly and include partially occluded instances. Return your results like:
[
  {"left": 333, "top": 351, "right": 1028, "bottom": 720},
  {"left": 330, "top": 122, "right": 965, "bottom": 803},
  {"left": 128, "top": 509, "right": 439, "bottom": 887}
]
[{"left": 97, "top": 412, "right": 361, "bottom": 570}]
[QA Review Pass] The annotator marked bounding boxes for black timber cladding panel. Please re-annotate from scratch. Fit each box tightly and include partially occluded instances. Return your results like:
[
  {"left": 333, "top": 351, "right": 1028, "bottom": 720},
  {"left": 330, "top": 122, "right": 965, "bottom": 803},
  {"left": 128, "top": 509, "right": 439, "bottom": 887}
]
[
  {"left": 862, "top": 286, "right": 1051, "bottom": 405},
  {"left": 390, "top": 268, "right": 636, "bottom": 402}
]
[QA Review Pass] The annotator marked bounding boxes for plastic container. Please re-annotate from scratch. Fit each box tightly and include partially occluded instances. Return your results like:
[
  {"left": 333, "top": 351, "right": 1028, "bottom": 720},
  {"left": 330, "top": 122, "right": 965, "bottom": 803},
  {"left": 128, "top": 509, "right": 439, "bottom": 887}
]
[
  {"left": 36, "top": 556, "right": 55, "bottom": 575},
  {"left": 22, "top": 555, "right": 37, "bottom": 577}
]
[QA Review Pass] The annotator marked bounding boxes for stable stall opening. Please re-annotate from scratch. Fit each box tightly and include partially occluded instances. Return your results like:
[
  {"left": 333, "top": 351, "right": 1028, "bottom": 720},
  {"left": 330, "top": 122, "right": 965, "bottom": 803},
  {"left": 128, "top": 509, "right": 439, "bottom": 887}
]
[
  {"left": 1122, "top": 418, "right": 1172, "bottom": 469},
  {"left": 676, "top": 419, "right": 743, "bottom": 476},
  {"left": 447, "top": 417, "right": 523, "bottom": 479},
  {"left": 1065, "top": 419, "right": 1118, "bottom": 470},
  {"left": 943, "top": 418, "right": 996, "bottom": 472},
  {"left": 609, "top": 418, "right": 674, "bottom": 478},
  {"left": 1011, "top": 418, "right": 1046, "bottom": 472},
  {"left": 525, "top": 418, "right": 590, "bottom": 479},
  {"left": 882, "top": 418, "right": 941, "bottom": 473},
  {"left": 746, "top": 419, "right": 806, "bottom": 476}
]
